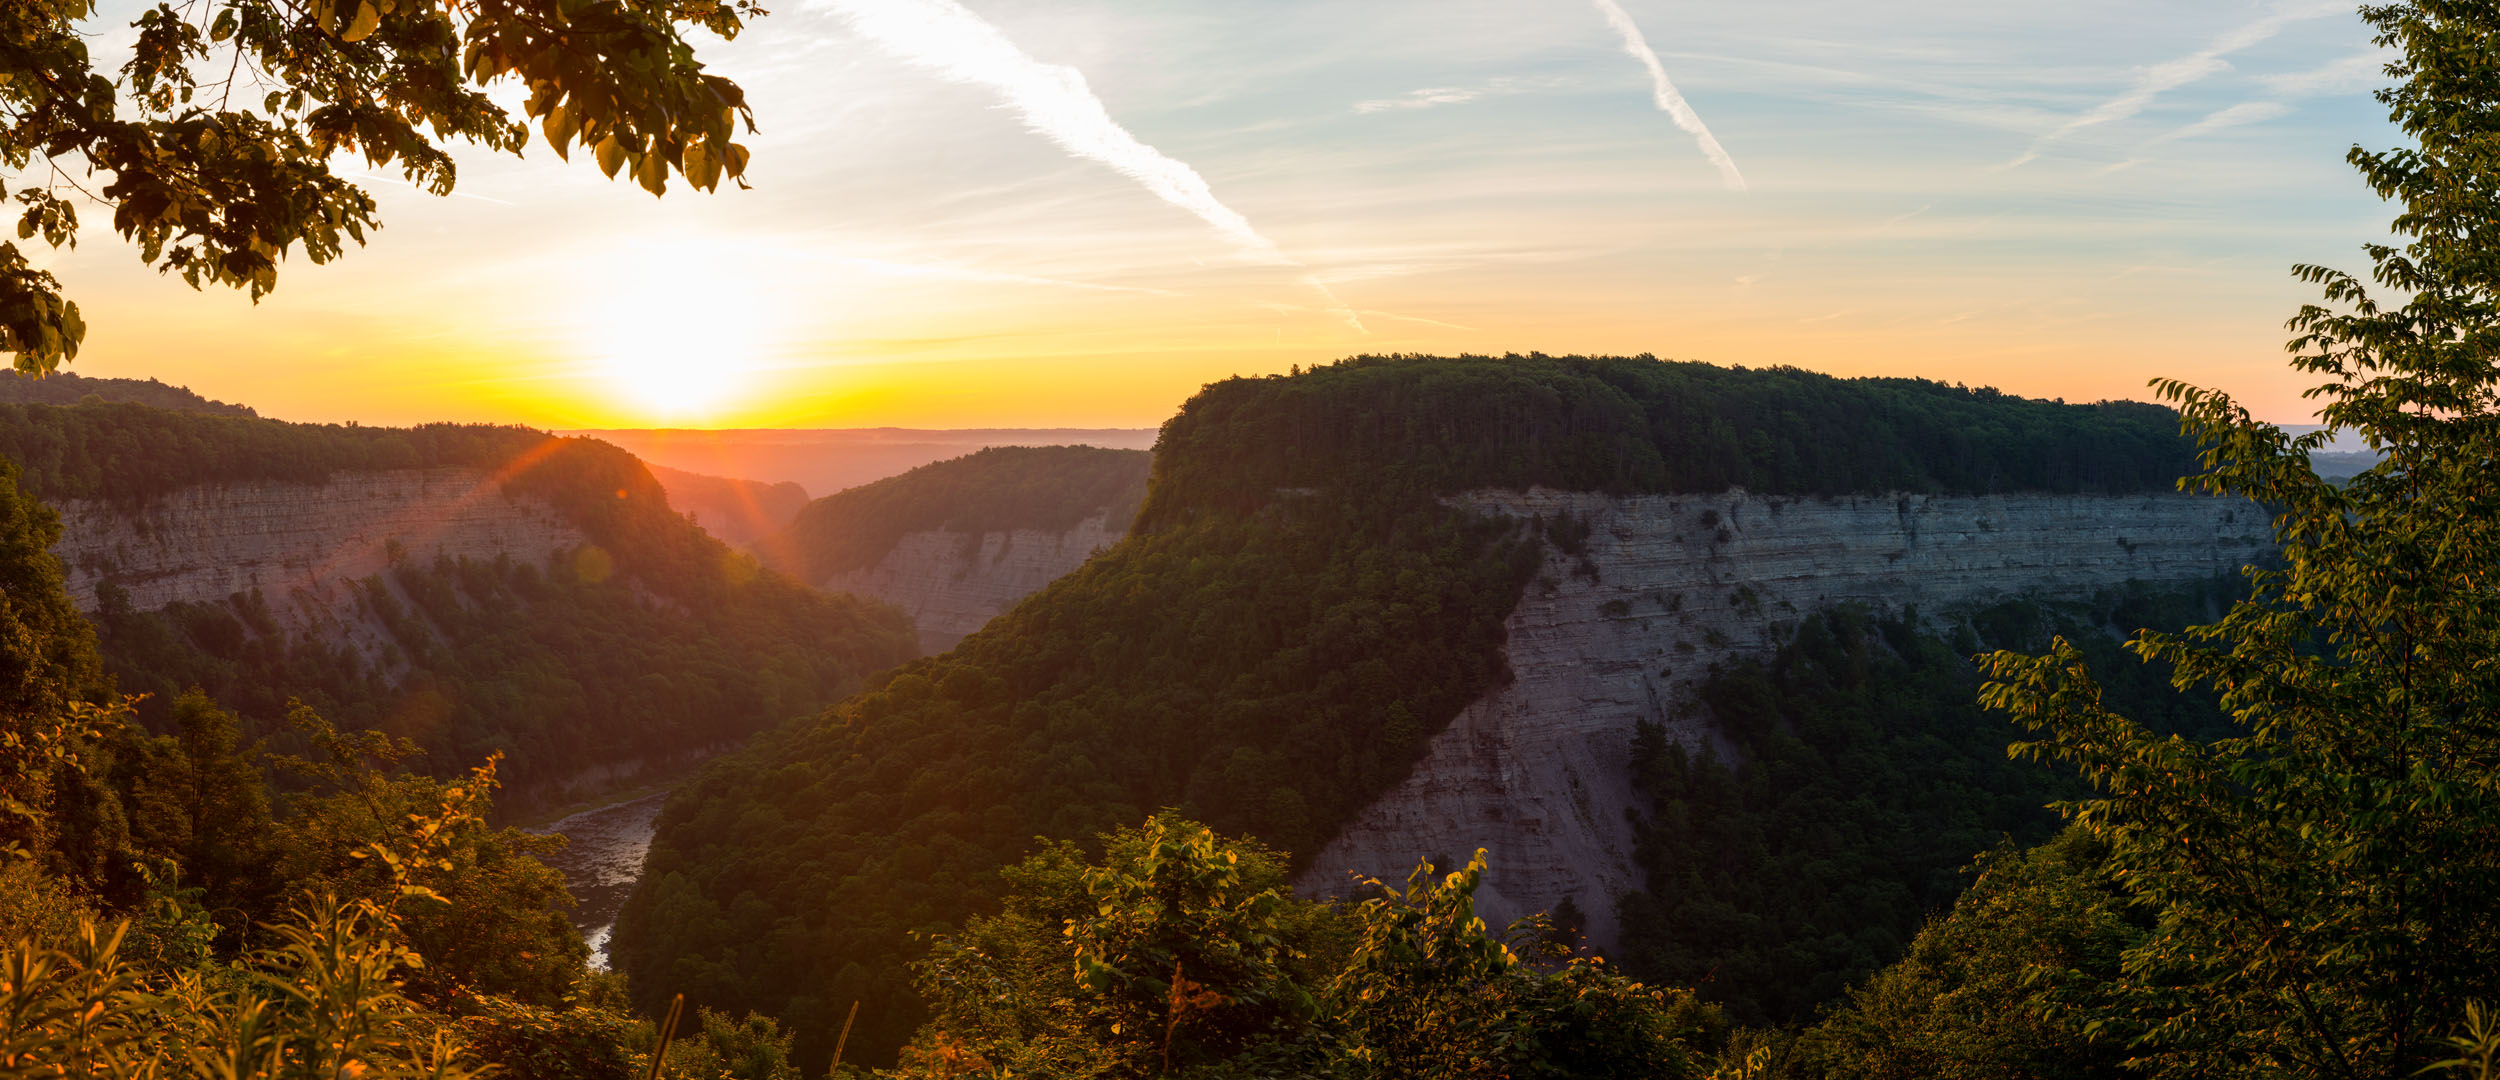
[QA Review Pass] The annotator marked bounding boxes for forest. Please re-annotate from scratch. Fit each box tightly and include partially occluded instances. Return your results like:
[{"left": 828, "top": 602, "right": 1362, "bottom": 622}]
[
  {"left": 1140, "top": 355, "right": 2197, "bottom": 528},
  {"left": 767, "top": 445, "right": 1151, "bottom": 581},
  {"left": 9, "top": 402, "right": 915, "bottom": 805},
  {"left": 0, "top": 371, "right": 257, "bottom": 416},
  {"left": 609, "top": 354, "right": 2217, "bottom": 1070},
  {"left": 1616, "top": 583, "right": 2238, "bottom": 1028}
]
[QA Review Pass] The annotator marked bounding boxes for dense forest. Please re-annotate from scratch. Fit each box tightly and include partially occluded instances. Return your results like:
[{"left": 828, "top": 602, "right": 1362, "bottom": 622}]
[
  {"left": 6, "top": 402, "right": 916, "bottom": 804},
  {"left": 0, "top": 370, "right": 258, "bottom": 416},
  {"left": 1141, "top": 356, "right": 2197, "bottom": 527},
  {"left": 1617, "top": 582, "right": 2235, "bottom": 1027},
  {"left": 767, "top": 445, "right": 1151, "bottom": 581},
  {"left": 0, "top": 401, "right": 550, "bottom": 502},
  {"left": 610, "top": 358, "right": 2213, "bottom": 1069}
]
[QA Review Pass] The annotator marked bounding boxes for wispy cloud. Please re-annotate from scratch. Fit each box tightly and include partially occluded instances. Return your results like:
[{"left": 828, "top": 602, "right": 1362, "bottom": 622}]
[
  {"left": 1353, "top": 76, "right": 1565, "bottom": 115},
  {"left": 2152, "top": 100, "right": 2294, "bottom": 145},
  {"left": 2257, "top": 47, "right": 2398, "bottom": 97},
  {"left": 2002, "top": 1, "right": 2346, "bottom": 169},
  {"left": 1589, "top": 0, "right": 1747, "bottom": 191},
  {"left": 1357, "top": 86, "right": 1491, "bottom": 114},
  {"left": 815, "top": 0, "right": 1364, "bottom": 329}
]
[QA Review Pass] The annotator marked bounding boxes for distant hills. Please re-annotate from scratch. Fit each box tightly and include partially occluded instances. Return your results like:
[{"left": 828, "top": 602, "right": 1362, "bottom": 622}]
[
  {"left": 567, "top": 426, "right": 1158, "bottom": 496},
  {"left": 643, "top": 463, "right": 811, "bottom": 550},
  {"left": 764, "top": 446, "right": 1150, "bottom": 653}
]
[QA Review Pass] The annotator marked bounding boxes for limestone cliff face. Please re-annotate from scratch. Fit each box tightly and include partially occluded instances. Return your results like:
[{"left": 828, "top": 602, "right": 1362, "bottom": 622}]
[
  {"left": 1297, "top": 488, "right": 2272, "bottom": 948},
  {"left": 48, "top": 469, "right": 588, "bottom": 660},
  {"left": 819, "top": 511, "right": 1124, "bottom": 655}
]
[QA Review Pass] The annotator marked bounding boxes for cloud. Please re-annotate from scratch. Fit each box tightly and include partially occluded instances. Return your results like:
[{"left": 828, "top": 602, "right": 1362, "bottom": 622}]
[
  {"left": 815, "top": 0, "right": 1363, "bottom": 329},
  {"left": 1357, "top": 86, "right": 1490, "bottom": 114},
  {"left": 2151, "top": 100, "right": 2294, "bottom": 144},
  {"left": 2002, "top": 1, "right": 2346, "bottom": 168},
  {"left": 2257, "top": 47, "right": 2399, "bottom": 97},
  {"left": 1589, "top": 0, "right": 1747, "bottom": 191},
  {"left": 1353, "top": 75, "right": 1571, "bottom": 115}
]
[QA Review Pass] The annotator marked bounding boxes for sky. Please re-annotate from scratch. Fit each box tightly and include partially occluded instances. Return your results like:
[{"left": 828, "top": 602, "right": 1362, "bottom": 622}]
[{"left": 48, "top": 0, "right": 2403, "bottom": 429}]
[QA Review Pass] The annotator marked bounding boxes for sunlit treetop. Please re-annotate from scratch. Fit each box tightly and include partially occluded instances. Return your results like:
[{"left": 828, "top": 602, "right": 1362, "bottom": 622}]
[{"left": 0, "top": 0, "right": 761, "bottom": 375}]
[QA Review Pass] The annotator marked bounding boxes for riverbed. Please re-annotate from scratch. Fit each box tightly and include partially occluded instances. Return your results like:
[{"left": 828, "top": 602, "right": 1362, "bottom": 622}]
[{"left": 531, "top": 792, "right": 669, "bottom": 969}]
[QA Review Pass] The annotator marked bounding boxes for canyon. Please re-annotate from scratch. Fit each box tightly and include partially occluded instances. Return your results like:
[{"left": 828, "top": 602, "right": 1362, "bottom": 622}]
[
  {"left": 47, "top": 468, "right": 589, "bottom": 667},
  {"left": 815, "top": 510, "right": 1127, "bottom": 654},
  {"left": 1296, "top": 487, "right": 2272, "bottom": 949}
]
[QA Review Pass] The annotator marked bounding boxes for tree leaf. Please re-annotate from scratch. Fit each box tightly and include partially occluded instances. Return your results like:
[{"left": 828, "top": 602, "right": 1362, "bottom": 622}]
[{"left": 341, "top": 1, "right": 380, "bottom": 42}]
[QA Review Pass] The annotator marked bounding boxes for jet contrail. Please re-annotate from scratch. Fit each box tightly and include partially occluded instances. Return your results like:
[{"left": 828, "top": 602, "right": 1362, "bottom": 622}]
[
  {"left": 1589, "top": 0, "right": 1746, "bottom": 191},
  {"left": 817, "top": 0, "right": 1365, "bottom": 330},
  {"left": 2002, "top": 1, "right": 2345, "bottom": 169}
]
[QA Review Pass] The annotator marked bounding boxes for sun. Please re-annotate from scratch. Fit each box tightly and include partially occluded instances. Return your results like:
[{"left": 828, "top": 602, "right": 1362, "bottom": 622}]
[{"left": 573, "top": 234, "right": 778, "bottom": 422}]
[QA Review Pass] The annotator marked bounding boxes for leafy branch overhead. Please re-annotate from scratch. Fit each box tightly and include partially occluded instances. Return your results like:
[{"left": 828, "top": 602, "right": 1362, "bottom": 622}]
[{"left": 0, "top": 0, "right": 761, "bottom": 374}]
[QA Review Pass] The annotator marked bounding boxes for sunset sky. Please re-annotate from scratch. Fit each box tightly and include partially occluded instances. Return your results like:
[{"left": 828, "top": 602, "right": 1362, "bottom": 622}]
[{"left": 54, "top": 0, "right": 2399, "bottom": 429}]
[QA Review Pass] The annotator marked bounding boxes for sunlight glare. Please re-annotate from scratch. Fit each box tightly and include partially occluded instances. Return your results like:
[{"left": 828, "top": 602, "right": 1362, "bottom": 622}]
[{"left": 574, "top": 235, "right": 779, "bottom": 422}]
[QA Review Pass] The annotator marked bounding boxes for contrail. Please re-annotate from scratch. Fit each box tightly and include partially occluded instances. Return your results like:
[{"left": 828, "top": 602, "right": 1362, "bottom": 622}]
[
  {"left": 1589, "top": 0, "right": 1746, "bottom": 191},
  {"left": 2002, "top": 1, "right": 2344, "bottom": 169},
  {"left": 818, "top": 0, "right": 1364, "bottom": 330}
]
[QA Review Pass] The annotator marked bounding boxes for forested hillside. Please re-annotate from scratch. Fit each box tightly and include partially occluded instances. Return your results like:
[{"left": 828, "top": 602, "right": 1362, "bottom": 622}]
[
  {"left": 612, "top": 355, "right": 2210, "bottom": 1068},
  {"left": 766, "top": 445, "right": 1150, "bottom": 581},
  {"left": 1141, "top": 355, "right": 2194, "bottom": 527},
  {"left": 1617, "top": 582, "right": 2234, "bottom": 1026},
  {"left": 3, "top": 402, "right": 916, "bottom": 804},
  {"left": 0, "top": 370, "right": 257, "bottom": 415},
  {"left": 646, "top": 463, "right": 810, "bottom": 550}
]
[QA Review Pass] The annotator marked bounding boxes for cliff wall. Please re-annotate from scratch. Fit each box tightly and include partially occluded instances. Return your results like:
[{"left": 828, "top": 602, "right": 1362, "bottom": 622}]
[
  {"left": 1297, "top": 488, "right": 2271, "bottom": 948},
  {"left": 48, "top": 468, "right": 588, "bottom": 662},
  {"left": 819, "top": 511, "right": 1124, "bottom": 654}
]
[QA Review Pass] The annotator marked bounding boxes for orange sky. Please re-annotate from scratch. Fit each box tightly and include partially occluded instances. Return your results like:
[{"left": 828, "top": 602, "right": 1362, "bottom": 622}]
[{"left": 53, "top": 0, "right": 2394, "bottom": 429}]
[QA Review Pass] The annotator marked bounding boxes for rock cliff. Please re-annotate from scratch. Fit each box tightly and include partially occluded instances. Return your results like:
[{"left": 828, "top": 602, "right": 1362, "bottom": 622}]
[
  {"left": 1297, "top": 488, "right": 2271, "bottom": 948},
  {"left": 48, "top": 468, "right": 588, "bottom": 664},
  {"left": 819, "top": 511, "right": 1124, "bottom": 654}
]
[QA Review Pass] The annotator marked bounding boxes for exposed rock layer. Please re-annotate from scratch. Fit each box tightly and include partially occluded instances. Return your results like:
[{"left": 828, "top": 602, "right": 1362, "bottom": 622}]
[
  {"left": 1297, "top": 488, "right": 2271, "bottom": 949},
  {"left": 818, "top": 512, "right": 1124, "bottom": 654},
  {"left": 47, "top": 469, "right": 588, "bottom": 665}
]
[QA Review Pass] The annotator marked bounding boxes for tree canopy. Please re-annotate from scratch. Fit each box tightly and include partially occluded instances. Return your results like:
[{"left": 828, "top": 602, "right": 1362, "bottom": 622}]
[
  {"left": 0, "top": 0, "right": 758, "bottom": 374},
  {"left": 1969, "top": 4, "right": 2500, "bottom": 1076}
]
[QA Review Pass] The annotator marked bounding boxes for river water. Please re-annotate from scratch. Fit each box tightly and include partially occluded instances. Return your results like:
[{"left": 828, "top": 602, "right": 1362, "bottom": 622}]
[{"left": 531, "top": 792, "right": 669, "bottom": 969}]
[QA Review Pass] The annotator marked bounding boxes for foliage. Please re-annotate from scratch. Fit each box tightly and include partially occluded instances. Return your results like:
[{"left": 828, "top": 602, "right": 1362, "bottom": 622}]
[
  {"left": 617, "top": 354, "right": 2206, "bottom": 1069},
  {"left": 1617, "top": 585, "right": 2229, "bottom": 1027},
  {"left": 0, "top": 0, "right": 757, "bottom": 374},
  {"left": 1143, "top": 354, "right": 2199, "bottom": 528},
  {"left": 3, "top": 402, "right": 913, "bottom": 800},
  {"left": 0, "top": 371, "right": 255, "bottom": 416},
  {"left": 614, "top": 492, "right": 1539, "bottom": 1068},
  {"left": 1975, "top": 5, "right": 2500, "bottom": 1076},
  {"left": 0, "top": 400, "right": 546, "bottom": 503},
  {"left": 770, "top": 445, "right": 1151, "bottom": 580},
  {"left": 1783, "top": 829, "right": 2141, "bottom": 1080},
  {"left": 0, "top": 897, "right": 480, "bottom": 1079},
  {"left": 891, "top": 815, "right": 1720, "bottom": 1080}
]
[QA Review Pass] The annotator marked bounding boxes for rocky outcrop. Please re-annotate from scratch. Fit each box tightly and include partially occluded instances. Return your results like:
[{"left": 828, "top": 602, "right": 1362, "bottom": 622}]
[
  {"left": 1297, "top": 488, "right": 2272, "bottom": 948},
  {"left": 820, "top": 511, "right": 1124, "bottom": 654},
  {"left": 48, "top": 469, "right": 588, "bottom": 660}
]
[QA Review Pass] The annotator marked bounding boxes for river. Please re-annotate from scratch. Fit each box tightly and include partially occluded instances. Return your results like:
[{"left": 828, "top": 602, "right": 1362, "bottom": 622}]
[{"left": 531, "top": 791, "right": 669, "bottom": 969}]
